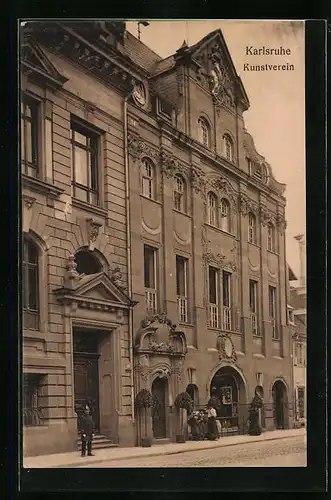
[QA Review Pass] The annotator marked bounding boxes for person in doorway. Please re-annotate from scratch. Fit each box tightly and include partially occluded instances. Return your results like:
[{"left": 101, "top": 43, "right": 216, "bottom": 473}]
[
  {"left": 206, "top": 401, "right": 218, "bottom": 440},
  {"left": 79, "top": 405, "right": 95, "bottom": 457}
]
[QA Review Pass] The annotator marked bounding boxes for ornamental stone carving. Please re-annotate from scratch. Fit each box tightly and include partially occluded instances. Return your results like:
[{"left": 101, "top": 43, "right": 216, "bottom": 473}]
[
  {"left": 209, "top": 50, "right": 235, "bottom": 109},
  {"left": 148, "top": 340, "right": 174, "bottom": 354},
  {"left": 86, "top": 218, "right": 102, "bottom": 250},
  {"left": 161, "top": 151, "right": 189, "bottom": 179},
  {"left": 207, "top": 177, "right": 238, "bottom": 211},
  {"left": 141, "top": 312, "right": 176, "bottom": 331},
  {"left": 239, "top": 194, "right": 258, "bottom": 216},
  {"left": 191, "top": 166, "right": 207, "bottom": 194},
  {"left": 23, "top": 195, "right": 36, "bottom": 209},
  {"left": 128, "top": 133, "right": 160, "bottom": 162},
  {"left": 276, "top": 214, "right": 287, "bottom": 233},
  {"left": 260, "top": 205, "right": 276, "bottom": 226},
  {"left": 217, "top": 334, "right": 237, "bottom": 363}
]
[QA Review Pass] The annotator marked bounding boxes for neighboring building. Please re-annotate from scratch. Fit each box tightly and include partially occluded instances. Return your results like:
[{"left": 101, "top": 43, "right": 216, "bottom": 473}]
[
  {"left": 289, "top": 235, "right": 307, "bottom": 426},
  {"left": 21, "top": 21, "right": 294, "bottom": 456}
]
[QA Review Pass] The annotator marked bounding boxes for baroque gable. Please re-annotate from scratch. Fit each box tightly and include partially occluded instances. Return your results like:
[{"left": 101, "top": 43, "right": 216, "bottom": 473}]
[{"left": 189, "top": 30, "right": 249, "bottom": 111}]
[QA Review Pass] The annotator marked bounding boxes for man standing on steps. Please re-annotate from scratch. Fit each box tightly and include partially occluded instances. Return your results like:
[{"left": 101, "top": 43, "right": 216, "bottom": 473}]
[{"left": 79, "top": 405, "right": 95, "bottom": 457}]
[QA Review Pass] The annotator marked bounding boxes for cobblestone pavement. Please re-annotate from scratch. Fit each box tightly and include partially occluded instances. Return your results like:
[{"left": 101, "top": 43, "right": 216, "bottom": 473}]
[{"left": 79, "top": 435, "right": 306, "bottom": 468}]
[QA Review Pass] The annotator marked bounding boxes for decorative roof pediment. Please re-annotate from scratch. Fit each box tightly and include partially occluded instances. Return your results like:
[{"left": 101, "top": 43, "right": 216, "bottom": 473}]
[
  {"left": 54, "top": 271, "right": 137, "bottom": 310},
  {"left": 187, "top": 30, "right": 249, "bottom": 111},
  {"left": 21, "top": 38, "right": 68, "bottom": 89}
]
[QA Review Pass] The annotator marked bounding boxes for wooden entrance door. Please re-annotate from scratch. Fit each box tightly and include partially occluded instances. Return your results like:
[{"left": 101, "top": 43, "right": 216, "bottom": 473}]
[
  {"left": 73, "top": 331, "right": 100, "bottom": 432},
  {"left": 272, "top": 382, "right": 285, "bottom": 429},
  {"left": 152, "top": 377, "right": 167, "bottom": 439}
]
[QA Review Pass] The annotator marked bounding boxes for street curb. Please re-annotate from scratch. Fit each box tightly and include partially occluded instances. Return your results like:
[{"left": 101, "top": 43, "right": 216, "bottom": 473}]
[{"left": 46, "top": 432, "right": 304, "bottom": 469}]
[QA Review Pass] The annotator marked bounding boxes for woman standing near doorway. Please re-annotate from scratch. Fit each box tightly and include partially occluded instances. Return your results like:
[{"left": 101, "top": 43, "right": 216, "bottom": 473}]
[{"left": 206, "top": 401, "right": 218, "bottom": 440}]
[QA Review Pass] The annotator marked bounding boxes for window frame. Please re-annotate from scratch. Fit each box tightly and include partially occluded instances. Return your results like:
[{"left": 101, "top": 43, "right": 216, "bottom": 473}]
[
  {"left": 220, "top": 198, "right": 231, "bottom": 233},
  {"left": 208, "top": 266, "right": 219, "bottom": 328},
  {"left": 23, "top": 237, "right": 40, "bottom": 331},
  {"left": 198, "top": 117, "right": 210, "bottom": 148},
  {"left": 176, "top": 255, "right": 189, "bottom": 323},
  {"left": 21, "top": 93, "right": 41, "bottom": 178},
  {"left": 71, "top": 120, "right": 100, "bottom": 206},
  {"left": 223, "top": 134, "right": 234, "bottom": 162},
  {"left": 222, "top": 270, "right": 232, "bottom": 330},
  {"left": 267, "top": 222, "right": 276, "bottom": 252},
  {"left": 207, "top": 192, "right": 218, "bottom": 227},
  {"left": 173, "top": 174, "right": 187, "bottom": 213},
  {"left": 144, "top": 244, "right": 158, "bottom": 313},
  {"left": 248, "top": 212, "right": 257, "bottom": 244},
  {"left": 141, "top": 157, "right": 156, "bottom": 200},
  {"left": 249, "top": 279, "right": 259, "bottom": 336},
  {"left": 269, "top": 285, "right": 278, "bottom": 339}
]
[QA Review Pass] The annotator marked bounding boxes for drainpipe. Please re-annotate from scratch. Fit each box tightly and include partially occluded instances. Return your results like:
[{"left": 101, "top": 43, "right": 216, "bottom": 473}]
[{"left": 123, "top": 89, "right": 135, "bottom": 425}]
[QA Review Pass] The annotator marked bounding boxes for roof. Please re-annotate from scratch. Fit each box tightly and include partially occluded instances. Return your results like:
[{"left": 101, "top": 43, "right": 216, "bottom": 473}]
[
  {"left": 289, "top": 288, "right": 307, "bottom": 310},
  {"left": 123, "top": 30, "right": 162, "bottom": 73}
]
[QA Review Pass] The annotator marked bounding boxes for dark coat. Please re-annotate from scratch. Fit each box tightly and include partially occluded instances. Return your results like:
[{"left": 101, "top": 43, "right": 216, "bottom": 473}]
[{"left": 79, "top": 414, "right": 94, "bottom": 441}]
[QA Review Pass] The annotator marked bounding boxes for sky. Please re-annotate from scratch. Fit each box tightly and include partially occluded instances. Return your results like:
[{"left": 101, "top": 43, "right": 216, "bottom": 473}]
[{"left": 126, "top": 20, "right": 306, "bottom": 280}]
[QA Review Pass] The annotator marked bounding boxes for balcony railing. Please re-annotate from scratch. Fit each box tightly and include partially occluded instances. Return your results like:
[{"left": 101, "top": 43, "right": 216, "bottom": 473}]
[
  {"left": 223, "top": 306, "right": 232, "bottom": 330},
  {"left": 208, "top": 304, "right": 219, "bottom": 329},
  {"left": 177, "top": 296, "right": 188, "bottom": 323},
  {"left": 145, "top": 288, "right": 157, "bottom": 314},
  {"left": 250, "top": 313, "right": 258, "bottom": 335}
]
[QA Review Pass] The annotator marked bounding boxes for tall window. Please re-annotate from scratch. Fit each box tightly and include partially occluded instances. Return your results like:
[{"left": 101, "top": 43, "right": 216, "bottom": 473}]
[
  {"left": 267, "top": 223, "right": 275, "bottom": 252},
  {"left": 220, "top": 198, "right": 230, "bottom": 233},
  {"left": 174, "top": 175, "right": 187, "bottom": 213},
  {"left": 23, "top": 373, "right": 44, "bottom": 427},
  {"left": 249, "top": 280, "right": 258, "bottom": 336},
  {"left": 223, "top": 134, "right": 233, "bottom": 162},
  {"left": 222, "top": 271, "right": 232, "bottom": 330},
  {"left": 23, "top": 238, "right": 39, "bottom": 330},
  {"left": 141, "top": 158, "right": 155, "bottom": 199},
  {"left": 297, "top": 388, "right": 305, "bottom": 418},
  {"left": 207, "top": 192, "right": 218, "bottom": 226},
  {"left": 208, "top": 267, "right": 219, "bottom": 328},
  {"left": 248, "top": 212, "right": 257, "bottom": 244},
  {"left": 144, "top": 245, "right": 157, "bottom": 313},
  {"left": 176, "top": 256, "right": 188, "bottom": 323},
  {"left": 21, "top": 94, "right": 39, "bottom": 177},
  {"left": 198, "top": 117, "right": 210, "bottom": 147},
  {"left": 71, "top": 122, "right": 99, "bottom": 205},
  {"left": 269, "top": 286, "right": 278, "bottom": 339}
]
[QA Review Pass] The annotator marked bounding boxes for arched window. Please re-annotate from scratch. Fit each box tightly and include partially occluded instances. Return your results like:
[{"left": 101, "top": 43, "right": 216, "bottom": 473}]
[
  {"left": 267, "top": 223, "right": 275, "bottom": 252},
  {"left": 75, "top": 250, "right": 102, "bottom": 275},
  {"left": 223, "top": 134, "right": 234, "bottom": 162},
  {"left": 141, "top": 158, "right": 155, "bottom": 199},
  {"left": 207, "top": 192, "right": 218, "bottom": 226},
  {"left": 248, "top": 212, "right": 257, "bottom": 244},
  {"left": 220, "top": 198, "right": 231, "bottom": 232},
  {"left": 23, "top": 238, "right": 39, "bottom": 330},
  {"left": 198, "top": 117, "right": 210, "bottom": 147},
  {"left": 173, "top": 174, "right": 187, "bottom": 213}
]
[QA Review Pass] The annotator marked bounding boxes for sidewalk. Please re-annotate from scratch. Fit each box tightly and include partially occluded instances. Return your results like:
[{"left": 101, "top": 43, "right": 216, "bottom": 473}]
[{"left": 23, "top": 427, "right": 306, "bottom": 469}]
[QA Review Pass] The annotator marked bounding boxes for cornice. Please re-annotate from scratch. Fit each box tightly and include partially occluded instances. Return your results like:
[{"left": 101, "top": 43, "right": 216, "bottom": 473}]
[{"left": 22, "top": 174, "right": 65, "bottom": 198}]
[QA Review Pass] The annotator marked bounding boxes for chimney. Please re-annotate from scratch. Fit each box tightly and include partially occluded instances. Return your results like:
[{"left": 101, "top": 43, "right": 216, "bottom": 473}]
[{"left": 294, "top": 234, "right": 306, "bottom": 288}]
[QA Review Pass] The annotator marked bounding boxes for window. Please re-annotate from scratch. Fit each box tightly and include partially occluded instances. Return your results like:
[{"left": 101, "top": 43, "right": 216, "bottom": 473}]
[
  {"left": 249, "top": 280, "right": 258, "bottom": 335},
  {"left": 176, "top": 256, "right": 188, "bottom": 323},
  {"left": 222, "top": 271, "right": 232, "bottom": 330},
  {"left": 198, "top": 117, "right": 210, "bottom": 147},
  {"left": 269, "top": 286, "right": 278, "bottom": 339},
  {"left": 220, "top": 198, "right": 230, "bottom": 233},
  {"left": 267, "top": 223, "right": 275, "bottom": 252},
  {"left": 144, "top": 245, "right": 157, "bottom": 313},
  {"left": 141, "top": 158, "right": 155, "bottom": 199},
  {"left": 248, "top": 212, "right": 257, "bottom": 244},
  {"left": 23, "top": 373, "right": 45, "bottom": 426},
  {"left": 21, "top": 94, "right": 39, "bottom": 177},
  {"left": 23, "top": 238, "right": 39, "bottom": 330},
  {"left": 295, "top": 343, "right": 306, "bottom": 366},
  {"left": 174, "top": 175, "right": 187, "bottom": 213},
  {"left": 223, "top": 134, "right": 234, "bottom": 162},
  {"left": 207, "top": 192, "right": 218, "bottom": 226},
  {"left": 71, "top": 122, "right": 99, "bottom": 205},
  {"left": 297, "top": 388, "right": 305, "bottom": 419},
  {"left": 75, "top": 250, "right": 102, "bottom": 275},
  {"left": 208, "top": 267, "right": 219, "bottom": 328}
]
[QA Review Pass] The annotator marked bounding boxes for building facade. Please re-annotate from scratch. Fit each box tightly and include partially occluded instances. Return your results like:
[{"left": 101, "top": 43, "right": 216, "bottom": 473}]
[
  {"left": 289, "top": 235, "right": 307, "bottom": 426},
  {"left": 21, "top": 21, "right": 294, "bottom": 456}
]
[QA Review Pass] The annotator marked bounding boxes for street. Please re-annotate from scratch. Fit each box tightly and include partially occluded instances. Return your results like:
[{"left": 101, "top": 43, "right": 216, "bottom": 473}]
[{"left": 78, "top": 434, "right": 306, "bottom": 468}]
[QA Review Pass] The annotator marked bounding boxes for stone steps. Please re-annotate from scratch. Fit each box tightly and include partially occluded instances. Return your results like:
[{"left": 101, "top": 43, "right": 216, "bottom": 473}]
[{"left": 77, "top": 433, "right": 118, "bottom": 450}]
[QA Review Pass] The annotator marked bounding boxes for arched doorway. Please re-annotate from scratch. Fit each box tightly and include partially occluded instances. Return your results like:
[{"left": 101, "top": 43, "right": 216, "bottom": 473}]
[
  {"left": 272, "top": 380, "right": 288, "bottom": 429},
  {"left": 151, "top": 377, "right": 168, "bottom": 439},
  {"left": 210, "top": 366, "right": 247, "bottom": 430},
  {"left": 186, "top": 384, "right": 199, "bottom": 407}
]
